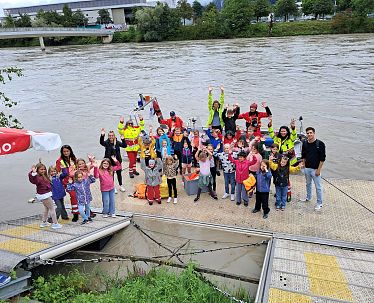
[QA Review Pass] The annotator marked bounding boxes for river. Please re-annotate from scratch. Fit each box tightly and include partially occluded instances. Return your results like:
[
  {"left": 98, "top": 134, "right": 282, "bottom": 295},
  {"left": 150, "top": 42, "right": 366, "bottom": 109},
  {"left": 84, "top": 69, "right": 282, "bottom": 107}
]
[{"left": 0, "top": 34, "right": 373, "bottom": 220}]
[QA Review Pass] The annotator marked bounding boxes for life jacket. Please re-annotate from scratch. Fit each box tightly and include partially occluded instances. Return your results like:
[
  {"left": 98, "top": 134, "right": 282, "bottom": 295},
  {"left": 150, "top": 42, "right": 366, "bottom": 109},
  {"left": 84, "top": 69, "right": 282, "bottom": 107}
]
[
  {"left": 243, "top": 173, "right": 256, "bottom": 194},
  {"left": 133, "top": 183, "right": 147, "bottom": 199}
]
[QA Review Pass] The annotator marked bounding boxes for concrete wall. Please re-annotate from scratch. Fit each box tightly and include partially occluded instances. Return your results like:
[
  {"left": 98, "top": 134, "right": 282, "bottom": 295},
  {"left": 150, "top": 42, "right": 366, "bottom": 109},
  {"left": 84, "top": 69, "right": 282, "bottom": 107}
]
[{"left": 111, "top": 8, "right": 126, "bottom": 24}]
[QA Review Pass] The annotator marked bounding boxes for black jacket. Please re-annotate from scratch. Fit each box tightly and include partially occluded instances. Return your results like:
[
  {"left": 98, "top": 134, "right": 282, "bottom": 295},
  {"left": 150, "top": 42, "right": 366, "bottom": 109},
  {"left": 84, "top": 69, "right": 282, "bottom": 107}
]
[
  {"left": 222, "top": 107, "right": 240, "bottom": 133},
  {"left": 100, "top": 134, "right": 127, "bottom": 163}
]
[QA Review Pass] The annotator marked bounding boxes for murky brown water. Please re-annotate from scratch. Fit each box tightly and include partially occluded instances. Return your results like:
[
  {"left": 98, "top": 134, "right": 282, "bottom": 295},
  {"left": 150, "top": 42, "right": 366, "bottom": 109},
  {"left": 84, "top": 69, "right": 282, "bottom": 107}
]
[{"left": 0, "top": 34, "right": 373, "bottom": 220}]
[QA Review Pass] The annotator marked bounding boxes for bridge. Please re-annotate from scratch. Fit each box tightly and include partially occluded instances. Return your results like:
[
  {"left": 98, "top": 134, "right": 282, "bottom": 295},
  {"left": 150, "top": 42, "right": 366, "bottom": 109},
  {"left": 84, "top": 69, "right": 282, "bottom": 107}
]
[{"left": 0, "top": 27, "right": 115, "bottom": 50}]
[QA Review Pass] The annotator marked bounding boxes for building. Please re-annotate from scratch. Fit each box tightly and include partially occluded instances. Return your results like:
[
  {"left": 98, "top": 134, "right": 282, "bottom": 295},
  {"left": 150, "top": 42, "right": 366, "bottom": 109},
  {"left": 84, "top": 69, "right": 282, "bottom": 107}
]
[{"left": 3, "top": 0, "right": 176, "bottom": 25}]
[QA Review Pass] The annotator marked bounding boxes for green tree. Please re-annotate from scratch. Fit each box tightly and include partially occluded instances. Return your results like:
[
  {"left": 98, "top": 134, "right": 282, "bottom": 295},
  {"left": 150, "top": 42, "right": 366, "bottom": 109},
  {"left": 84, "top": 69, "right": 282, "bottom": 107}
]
[
  {"left": 177, "top": 0, "right": 193, "bottom": 25},
  {"left": 192, "top": 0, "right": 204, "bottom": 23},
  {"left": 44, "top": 11, "right": 64, "bottom": 25},
  {"left": 0, "top": 68, "right": 23, "bottom": 128},
  {"left": 275, "top": 0, "right": 298, "bottom": 21},
  {"left": 62, "top": 4, "right": 75, "bottom": 27},
  {"left": 252, "top": 0, "right": 271, "bottom": 22},
  {"left": 3, "top": 16, "right": 15, "bottom": 28},
  {"left": 197, "top": 6, "right": 221, "bottom": 37},
  {"left": 337, "top": 0, "right": 352, "bottom": 11},
  {"left": 302, "top": 0, "right": 334, "bottom": 19},
  {"left": 351, "top": 0, "right": 374, "bottom": 16},
  {"left": 135, "top": 3, "right": 180, "bottom": 41},
  {"left": 15, "top": 13, "right": 32, "bottom": 27},
  {"left": 205, "top": 2, "right": 218, "bottom": 12},
  {"left": 72, "top": 10, "right": 88, "bottom": 26},
  {"left": 221, "top": 0, "right": 253, "bottom": 33},
  {"left": 97, "top": 9, "right": 112, "bottom": 25}
]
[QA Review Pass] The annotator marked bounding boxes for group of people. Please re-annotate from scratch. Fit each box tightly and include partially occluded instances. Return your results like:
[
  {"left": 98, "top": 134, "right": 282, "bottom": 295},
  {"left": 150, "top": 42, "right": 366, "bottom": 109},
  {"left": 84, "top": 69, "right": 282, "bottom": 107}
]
[{"left": 29, "top": 86, "right": 326, "bottom": 227}]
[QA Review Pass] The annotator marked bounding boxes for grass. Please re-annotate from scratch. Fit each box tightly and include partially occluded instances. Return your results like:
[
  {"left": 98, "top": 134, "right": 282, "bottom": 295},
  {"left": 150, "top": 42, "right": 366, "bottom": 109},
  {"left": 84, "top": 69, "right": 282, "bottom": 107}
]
[{"left": 29, "top": 264, "right": 253, "bottom": 303}]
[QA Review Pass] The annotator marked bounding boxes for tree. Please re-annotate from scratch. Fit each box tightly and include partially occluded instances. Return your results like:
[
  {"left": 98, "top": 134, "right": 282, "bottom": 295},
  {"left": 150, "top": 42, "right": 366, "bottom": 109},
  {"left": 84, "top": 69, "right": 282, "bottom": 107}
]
[
  {"left": 337, "top": 0, "right": 352, "bottom": 11},
  {"left": 205, "top": 2, "right": 218, "bottom": 12},
  {"left": 275, "top": 0, "right": 298, "bottom": 21},
  {"left": 97, "top": 9, "right": 112, "bottom": 25},
  {"left": 221, "top": 0, "right": 253, "bottom": 33},
  {"left": 0, "top": 68, "right": 23, "bottom": 128},
  {"left": 351, "top": 0, "right": 374, "bottom": 16},
  {"left": 192, "top": 0, "right": 204, "bottom": 23},
  {"left": 62, "top": 4, "right": 75, "bottom": 27},
  {"left": 3, "top": 16, "right": 15, "bottom": 28},
  {"left": 177, "top": 0, "right": 193, "bottom": 25},
  {"left": 302, "top": 0, "right": 334, "bottom": 19},
  {"left": 15, "top": 13, "right": 32, "bottom": 27},
  {"left": 72, "top": 10, "right": 88, "bottom": 27},
  {"left": 135, "top": 3, "right": 180, "bottom": 41},
  {"left": 252, "top": 0, "right": 271, "bottom": 22}
]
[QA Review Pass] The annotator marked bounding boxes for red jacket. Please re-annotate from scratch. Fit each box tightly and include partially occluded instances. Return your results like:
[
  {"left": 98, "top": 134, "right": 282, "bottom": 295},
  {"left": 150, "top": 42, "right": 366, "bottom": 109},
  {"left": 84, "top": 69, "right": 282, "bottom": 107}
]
[
  {"left": 29, "top": 172, "right": 52, "bottom": 194},
  {"left": 160, "top": 116, "right": 184, "bottom": 130},
  {"left": 238, "top": 111, "right": 269, "bottom": 137},
  {"left": 228, "top": 154, "right": 257, "bottom": 183}
]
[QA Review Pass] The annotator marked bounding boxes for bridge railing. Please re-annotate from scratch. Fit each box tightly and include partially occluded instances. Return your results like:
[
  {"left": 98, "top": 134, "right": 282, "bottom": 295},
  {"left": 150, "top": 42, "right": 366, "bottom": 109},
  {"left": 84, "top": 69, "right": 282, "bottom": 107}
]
[{"left": 0, "top": 27, "right": 114, "bottom": 34}]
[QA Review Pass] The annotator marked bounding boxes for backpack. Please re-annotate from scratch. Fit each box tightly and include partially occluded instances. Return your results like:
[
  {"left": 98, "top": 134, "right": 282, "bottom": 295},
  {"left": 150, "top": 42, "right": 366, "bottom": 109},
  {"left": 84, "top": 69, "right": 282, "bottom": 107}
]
[
  {"left": 133, "top": 183, "right": 147, "bottom": 199},
  {"left": 243, "top": 173, "right": 256, "bottom": 195}
]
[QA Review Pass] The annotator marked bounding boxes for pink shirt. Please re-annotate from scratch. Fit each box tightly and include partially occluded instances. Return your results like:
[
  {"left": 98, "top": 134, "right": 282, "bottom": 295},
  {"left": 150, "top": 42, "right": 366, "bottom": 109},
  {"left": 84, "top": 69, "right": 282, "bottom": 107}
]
[
  {"left": 94, "top": 161, "right": 121, "bottom": 192},
  {"left": 248, "top": 153, "right": 262, "bottom": 172}
]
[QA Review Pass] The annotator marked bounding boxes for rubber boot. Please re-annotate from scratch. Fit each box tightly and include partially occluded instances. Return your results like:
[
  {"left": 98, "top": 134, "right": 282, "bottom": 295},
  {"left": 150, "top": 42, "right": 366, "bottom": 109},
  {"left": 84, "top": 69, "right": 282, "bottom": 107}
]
[{"left": 194, "top": 188, "right": 202, "bottom": 202}]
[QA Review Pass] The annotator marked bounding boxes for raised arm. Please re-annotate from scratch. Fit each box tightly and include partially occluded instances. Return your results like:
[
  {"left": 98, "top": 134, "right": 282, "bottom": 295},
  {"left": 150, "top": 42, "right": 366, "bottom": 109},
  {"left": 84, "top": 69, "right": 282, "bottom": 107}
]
[
  {"left": 208, "top": 86, "right": 213, "bottom": 109},
  {"left": 290, "top": 119, "right": 297, "bottom": 141},
  {"left": 268, "top": 117, "right": 275, "bottom": 139},
  {"left": 100, "top": 128, "right": 106, "bottom": 147},
  {"left": 219, "top": 85, "right": 224, "bottom": 106},
  {"left": 233, "top": 105, "right": 240, "bottom": 120}
]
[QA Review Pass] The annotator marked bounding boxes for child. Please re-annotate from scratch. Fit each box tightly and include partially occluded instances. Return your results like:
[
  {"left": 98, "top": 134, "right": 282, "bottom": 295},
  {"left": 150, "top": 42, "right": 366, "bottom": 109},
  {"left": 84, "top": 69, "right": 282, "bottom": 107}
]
[
  {"left": 181, "top": 139, "right": 193, "bottom": 175},
  {"left": 222, "top": 104, "right": 240, "bottom": 134},
  {"left": 140, "top": 158, "right": 163, "bottom": 205},
  {"left": 29, "top": 163, "right": 62, "bottom": 229},
  {"left": 163, "top": 155, "right": 179, "bottom": 204},
  {"left": 206, "top": 128, "right": 223, "bottom": 176},
  {"left": 223, "top": 130, "right": 235, "bottom": 145},
  {"left": 248, "top": 142, "right": 262, "bottom": 176},
  {"left": 228, "top": 151, "right": 257, "bottom": 206},
  {"left": 232, "top": 138, "right": 250, "bottom": 159},
  {"left": 189, "top": 130, "right": 202, "bottom": 167},
  {"left": 214, "top": 144, "right": 236, "bottom": 201},
  {"left": 270, "top": 155, "right": 300, "bottom": 211},
  {"left": 48, "top": 166, "right": 69, "bottom": 220},
  {"left": 252, "top": 160, "right": 272, "bottom": 219},
  {"left": 194, "top": 148, "right": 217, "bottom": 202},
  {"left": 94, "top": 156, "right": 122, "bottom": 218},
  {"left": 172, "top": 127, "right": 184, "bottom": 174},
  {"left": 67, "top": 170, "right": 96, "bottom": 224},
  {"left": 155, "top": 127, "right": 171, "bottom": 159},
  {"left": 207, "top": 144, "right": 217, "bottom": 191},
  {"left": 139, "top": 130, "right": 157, "bottom": 166},
  {"left": 160, "top": 139, "right": 171, "bottom": 159}
]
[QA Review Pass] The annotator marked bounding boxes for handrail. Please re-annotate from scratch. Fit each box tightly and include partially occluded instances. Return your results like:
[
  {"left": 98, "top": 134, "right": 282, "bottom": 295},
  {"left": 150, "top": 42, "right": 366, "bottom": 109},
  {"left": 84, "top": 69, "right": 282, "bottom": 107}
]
[{"left": 0, "top": 27, "right": 114, "bottom": 33}]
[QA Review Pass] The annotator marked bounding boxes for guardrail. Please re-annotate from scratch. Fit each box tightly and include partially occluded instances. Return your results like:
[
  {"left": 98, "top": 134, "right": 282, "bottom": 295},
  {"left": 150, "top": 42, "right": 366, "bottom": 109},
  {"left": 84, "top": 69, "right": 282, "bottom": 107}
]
[{"left": 0, "top": 27, "right": 114, "bottom": 34}]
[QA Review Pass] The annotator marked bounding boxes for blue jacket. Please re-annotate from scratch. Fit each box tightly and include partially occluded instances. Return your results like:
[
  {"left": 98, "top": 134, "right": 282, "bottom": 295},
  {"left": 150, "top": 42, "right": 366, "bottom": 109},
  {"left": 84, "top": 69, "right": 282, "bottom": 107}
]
[
  {"left": 256, "top": 170, "right": 272, "bottom": 193},
  {"left": 51, "top": 169, "right": 68, "bottom": 201},
  {"left": 156, "top": 133, "right": 172, "bottom": 154},
  {"left": 206, "top": 129, "right": 222, "bottom": 152},
  {"left": 67, "top": 176, "right": 95, "bottom": 205}
]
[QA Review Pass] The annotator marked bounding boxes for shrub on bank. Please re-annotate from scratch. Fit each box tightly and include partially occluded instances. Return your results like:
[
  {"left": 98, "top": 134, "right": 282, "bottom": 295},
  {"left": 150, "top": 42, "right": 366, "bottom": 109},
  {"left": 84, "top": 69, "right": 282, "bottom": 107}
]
[{"left": 332, "top": 13, "right": 374, "bottom": 34}]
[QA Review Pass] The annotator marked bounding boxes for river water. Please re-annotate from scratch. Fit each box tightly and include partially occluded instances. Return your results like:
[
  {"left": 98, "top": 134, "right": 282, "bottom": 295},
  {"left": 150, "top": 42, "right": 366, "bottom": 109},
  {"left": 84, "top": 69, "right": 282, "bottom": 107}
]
[{"left": 1, "top": 34, "right": 373, "bottom": 220}]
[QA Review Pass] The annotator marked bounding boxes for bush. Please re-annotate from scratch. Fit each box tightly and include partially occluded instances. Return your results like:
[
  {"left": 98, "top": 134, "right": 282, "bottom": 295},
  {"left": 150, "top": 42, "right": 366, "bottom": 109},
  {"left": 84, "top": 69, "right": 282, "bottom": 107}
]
[{"left": 332, "top": 13, "right": 374, "bottom": 34}]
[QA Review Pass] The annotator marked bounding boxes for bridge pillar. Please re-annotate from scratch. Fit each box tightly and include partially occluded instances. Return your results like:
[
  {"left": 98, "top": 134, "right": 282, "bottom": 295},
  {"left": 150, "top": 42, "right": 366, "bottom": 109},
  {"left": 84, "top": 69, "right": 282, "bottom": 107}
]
[
  {"left": 102, "top": 35, "right": 113, "bottom": 44},
  {"left": 39, "top": 36, "right": 46, "bottom": 51}
]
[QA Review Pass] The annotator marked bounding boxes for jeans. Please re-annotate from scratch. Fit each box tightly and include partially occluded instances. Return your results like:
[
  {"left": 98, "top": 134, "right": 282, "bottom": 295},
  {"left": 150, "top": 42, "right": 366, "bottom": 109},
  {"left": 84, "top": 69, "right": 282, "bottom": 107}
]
[
  {"left": 275, "top": 186, "right": 288, "bottom": 208},
  {"left": 102, "top": 189, "right": 115, "bottom": 215},
  {"left": 224, "top": 172, "right": 236, "bottom": 194},
  {"left": 78, "top": 203, "right": 91, "bottom": 221},
  {"left": 236, "top": 183, "right": 248, "bottom": 204},
  {"left": 304, "top": 168, "right": 323, "bottom": 205}
]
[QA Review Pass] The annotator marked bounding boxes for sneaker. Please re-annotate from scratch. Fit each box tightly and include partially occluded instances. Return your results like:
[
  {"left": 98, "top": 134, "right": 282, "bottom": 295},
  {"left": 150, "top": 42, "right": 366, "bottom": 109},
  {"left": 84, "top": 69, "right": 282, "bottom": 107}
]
[
  {"left": 157, "top": 200, "right": 161, "bottom": 204},
  {"left": 276, "top": 206, "right": 280, "bottom": 211},
  {"left": 167, "top": 197, "right": 172, "bottom": 203},
  {"left": 212, "top": 196, "right": 218, "bottom": 200},
  {"left": 115, "top": 188, "right": 118, "bottom": 194},
  {"left": 120, "top": 186, "right": 126, "bottom": 192},
  {"left": 28, "top": 198, "right": 36, "bottom": 203},
  {"left": 216, "top": 171, "right": 221, "bottom": 176},
  {"left": 281, "top": 207, "right": 285, "bottom": 211},
  {"left": 314, "top": 204, "right": 323, "bottom": 211},
  {"left": 230, "top": 194, "right": 235, "bottom": 201},
  {"left": 102, "top": 214, "right": 108, "bottom": 218},
  {"left": 88, "top": 217, "right": 93, "bottom": 222},
  {"left": 263, "top": 213, "right": 269, "bottom": 219},
  {"left": 81, "top": 220, "right": 88, "bottom": 225},
  {"left": 133, "top": 171, "right": 140, "bottom": 176},
  {"left": 252, "top": 209, "right": 260, "bottom": 213},
  {"left": 300, "top": 197, "right": 310, "bottom": 202},
  {"left": 222, "top": 193, "right": 229, "bottom": 199},
  {"left": 40, "top": 222, "right": 50, "bottom": 228},
  {"left": 111, "top": 214, "right": 117, "bottom": 218},
  {"left": 194, "top": 196, "right": 199, "bottom": 202},
  {"left": 173, "top": 198, "right": 178, "bottom": 204},
  {"left": 51, "top": 223, "right": 62, "bottom": 229},
  {"left": 244, "top": 202, "right": 248, "bottom": 207},
  {"left": 129, "top": 173, "right": 134, "bottom": 179},
  {"left": 236, "top": 201, "right": 241, "bottom": 205}
]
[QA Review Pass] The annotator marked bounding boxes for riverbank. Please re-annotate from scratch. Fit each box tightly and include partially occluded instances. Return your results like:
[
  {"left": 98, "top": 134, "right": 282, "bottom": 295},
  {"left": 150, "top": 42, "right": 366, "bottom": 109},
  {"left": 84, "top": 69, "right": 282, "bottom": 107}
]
[{"left": 1, "top": 19, "right": 373, "bottom": 48}]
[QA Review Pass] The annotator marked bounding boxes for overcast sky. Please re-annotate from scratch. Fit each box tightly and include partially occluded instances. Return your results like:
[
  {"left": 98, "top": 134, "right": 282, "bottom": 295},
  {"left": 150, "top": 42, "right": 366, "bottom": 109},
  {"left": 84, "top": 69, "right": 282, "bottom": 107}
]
[{"left": 0, "top": 0, "right": 79, "bottom": 16}]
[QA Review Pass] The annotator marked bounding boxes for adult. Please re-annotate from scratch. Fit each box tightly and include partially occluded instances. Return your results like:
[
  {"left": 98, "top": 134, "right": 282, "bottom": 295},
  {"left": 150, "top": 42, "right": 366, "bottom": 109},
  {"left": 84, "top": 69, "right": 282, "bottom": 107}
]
[
  {"left": 300, "top": 127, "right": 326, "bottom": 211},
  {"left": 222, "top": 103, "right": 240, "bottom": 134},
  {"left": 118, "top": 115, "right": 144, "bottom": 178},
  {"left": 159, "top": 111, "right": 184, "bottom": 132},
  {"left": 238, "top": 101, "right": 272, "bottom": 137},
  {"left": 56, "top": 145, "right": 79, "bottom": 222},
  {"left": 100, "top": 128, "right": 127, "bottom": 190},
  {"left": 206, "top": 85, "right": 224, "bottom": 131},
  {"left": 268, "top": 117, "right": 297, "bottom": 156}
]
